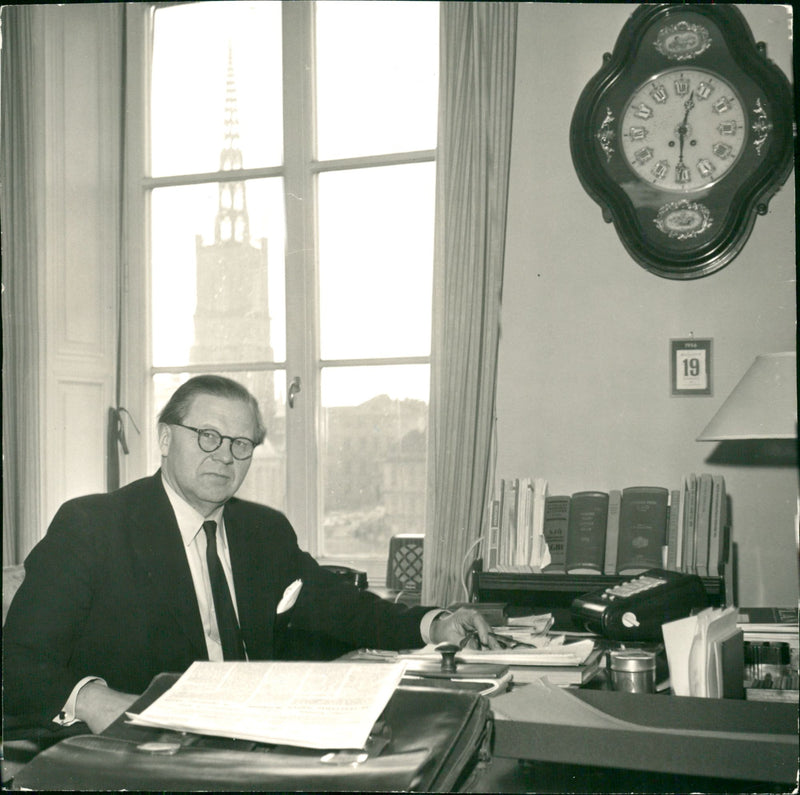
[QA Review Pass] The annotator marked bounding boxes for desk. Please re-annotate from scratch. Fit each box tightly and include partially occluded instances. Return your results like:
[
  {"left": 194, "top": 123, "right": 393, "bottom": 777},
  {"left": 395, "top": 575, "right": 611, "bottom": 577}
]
[{"left": 10, "top": 671, "right": 799, "bottom": 793}]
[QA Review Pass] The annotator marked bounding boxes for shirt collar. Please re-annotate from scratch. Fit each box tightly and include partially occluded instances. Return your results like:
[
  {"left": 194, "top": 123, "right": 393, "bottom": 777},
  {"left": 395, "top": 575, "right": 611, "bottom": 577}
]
[{"left": 161, "top": 473, "right": 226, "bottom": 548}]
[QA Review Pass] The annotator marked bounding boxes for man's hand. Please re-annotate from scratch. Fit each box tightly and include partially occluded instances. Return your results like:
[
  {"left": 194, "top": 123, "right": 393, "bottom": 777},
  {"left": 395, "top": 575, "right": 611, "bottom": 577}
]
[
  {"left": 74, "top": 680, "right": 139, "bottom": 734},
  {"left": 429, "top": 607, "right": 501, "bottom": 649}
]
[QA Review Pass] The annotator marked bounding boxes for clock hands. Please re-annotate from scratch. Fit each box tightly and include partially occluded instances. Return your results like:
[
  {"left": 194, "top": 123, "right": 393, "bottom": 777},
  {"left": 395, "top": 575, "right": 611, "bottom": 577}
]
[{"left": 676, "top": 91, "right": 695, "bottom": 163}]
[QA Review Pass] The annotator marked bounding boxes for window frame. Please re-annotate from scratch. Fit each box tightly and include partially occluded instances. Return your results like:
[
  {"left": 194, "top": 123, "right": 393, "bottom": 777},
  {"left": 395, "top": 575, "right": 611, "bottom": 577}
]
[{"left": 122, "top": 1, "right": 435, "bottom": 583}]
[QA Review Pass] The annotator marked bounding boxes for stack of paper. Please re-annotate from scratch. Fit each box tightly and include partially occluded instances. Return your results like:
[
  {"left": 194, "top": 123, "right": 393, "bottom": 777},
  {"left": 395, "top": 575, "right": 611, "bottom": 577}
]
[
  {"left": 127, "top": 661, "right": 407, "bottom": 750},
  {"left": 662, "top": 606, "right": 742, "bottom": 698},
  {"left": 402, "top": 639, "right": 601, "bottom": 687}
]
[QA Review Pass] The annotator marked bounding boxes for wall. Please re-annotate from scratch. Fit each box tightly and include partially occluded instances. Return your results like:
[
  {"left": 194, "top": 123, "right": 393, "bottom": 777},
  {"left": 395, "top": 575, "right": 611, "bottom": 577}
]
[
  {"left": 21, "top": 5, "right": 123, "bottom": 557},
  {"left": 497, "top": 4, "right": 797, "bottom": 606}
]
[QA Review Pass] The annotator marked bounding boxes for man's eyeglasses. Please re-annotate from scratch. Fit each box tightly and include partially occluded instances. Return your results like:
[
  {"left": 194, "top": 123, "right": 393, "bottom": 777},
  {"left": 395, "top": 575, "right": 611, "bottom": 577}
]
[{"left": 172, "top": 423, "right": 256, "bottom": 460}]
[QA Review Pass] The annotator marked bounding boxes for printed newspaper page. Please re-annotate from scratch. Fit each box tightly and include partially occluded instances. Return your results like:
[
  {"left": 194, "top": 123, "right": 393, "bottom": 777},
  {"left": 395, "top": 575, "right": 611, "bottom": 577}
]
[{"left": 127, "top": 660, "right": 407, "bottom": 749}]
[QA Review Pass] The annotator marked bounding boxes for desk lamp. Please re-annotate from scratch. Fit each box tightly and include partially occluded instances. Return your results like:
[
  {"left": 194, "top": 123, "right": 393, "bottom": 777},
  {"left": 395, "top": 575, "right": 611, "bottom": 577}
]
[
  {"left": 696, "top": 352, "right": 797, "bottom": 442},
  {"left": 695, "top": 351, "right": 798, "bottom": 608}
]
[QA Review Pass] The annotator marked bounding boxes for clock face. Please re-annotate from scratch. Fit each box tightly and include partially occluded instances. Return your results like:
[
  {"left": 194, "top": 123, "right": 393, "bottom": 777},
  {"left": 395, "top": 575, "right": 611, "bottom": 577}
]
[{"left": 620, "top": 68, "right": 747, "bottom": 194}]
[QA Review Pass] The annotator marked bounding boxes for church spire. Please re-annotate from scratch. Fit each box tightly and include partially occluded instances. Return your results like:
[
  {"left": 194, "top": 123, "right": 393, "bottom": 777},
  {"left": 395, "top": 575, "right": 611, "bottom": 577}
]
[{"left": 215, "top": 43, "right": 249, "bottom": 244}]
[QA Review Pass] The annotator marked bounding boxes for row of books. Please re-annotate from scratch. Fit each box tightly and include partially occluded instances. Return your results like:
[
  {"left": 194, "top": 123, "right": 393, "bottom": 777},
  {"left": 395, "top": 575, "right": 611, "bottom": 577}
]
[
  {"left": 486, "top": 478, "right": 550, "bottom": 571},
  {"left": 486, "top": 474, "right": 728, "bottom": 576}
]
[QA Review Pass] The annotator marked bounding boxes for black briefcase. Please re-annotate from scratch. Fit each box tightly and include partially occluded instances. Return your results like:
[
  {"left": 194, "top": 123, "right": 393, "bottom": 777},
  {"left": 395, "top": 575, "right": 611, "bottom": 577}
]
[{"left": 13, "top": 673, "right": 493, "bottom": 792}]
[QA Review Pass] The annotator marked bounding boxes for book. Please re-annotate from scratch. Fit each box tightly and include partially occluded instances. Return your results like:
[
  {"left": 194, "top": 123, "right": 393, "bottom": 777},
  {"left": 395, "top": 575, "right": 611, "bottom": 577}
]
[
  {"left": 666, "top": 489, "right": 681, "bottom": 571},
  {"left": 675, "top": 477, "right": 688, "bottom": 571},
  {"left": 681, "top": 473, "right": 698, "bottom": 573},
  {"left": 487, "top": 496, "right": 501, "bottom": 571},
  {"left": 516, "top": 477, "right": 532, "bottom": 566},
  {"left": 506, "top": 648, "right": 604, "bottom": 687},
  {"left": 542, "top": 495, "right": 570, "bottom": 573},
  {"left": 565, "top": 491, "right": 609, "bottom": 574},
  {"left": 448, "top": 639, "right": 602, "bottom": 688},
  {"left": 603, "top": 489, "right": 622, "bottom": 575},
  {"left": 528, "top": 478, "right": 549, "bottom": 567},
  {"left": 616, "top": 486, "right": 669, "bottom": 575},
  {"left": 693, "top": 473, "right": 713, "bottom": 576},
  {"left": 499, "top": 479, "right": 518, "bottom": 567},
  {"left": 411, "top": 639, "right": 597, "bottom": 666},
  {"left": 707, "top": 475, "right": 726, "bottom": 576}
]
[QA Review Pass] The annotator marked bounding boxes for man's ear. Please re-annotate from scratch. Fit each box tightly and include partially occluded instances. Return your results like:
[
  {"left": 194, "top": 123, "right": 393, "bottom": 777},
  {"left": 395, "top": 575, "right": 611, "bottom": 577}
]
[{"left": 157, "top": 423, "right": 171, "bottom": 457}]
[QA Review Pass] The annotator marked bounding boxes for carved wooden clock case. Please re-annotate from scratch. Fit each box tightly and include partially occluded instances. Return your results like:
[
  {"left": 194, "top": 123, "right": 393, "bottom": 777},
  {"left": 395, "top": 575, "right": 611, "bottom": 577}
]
[{"left": 570, "top": 4, "right": 795, "bottom": 279}]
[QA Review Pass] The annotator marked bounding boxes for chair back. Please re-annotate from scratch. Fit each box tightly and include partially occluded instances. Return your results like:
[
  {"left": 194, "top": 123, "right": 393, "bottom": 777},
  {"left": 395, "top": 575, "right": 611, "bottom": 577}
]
[
  {"left": 3, "top": 564, "right": 26, "bottom": 625},
  {"left": 385, "top": 534, "right": 424, "bottom": 594}
]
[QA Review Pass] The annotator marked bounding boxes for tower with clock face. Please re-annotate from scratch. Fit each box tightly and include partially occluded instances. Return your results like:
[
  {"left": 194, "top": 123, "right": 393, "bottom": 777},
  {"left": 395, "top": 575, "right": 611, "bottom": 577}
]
[{"left": 570, "top": 4, "right": 794, "bottom": 279}]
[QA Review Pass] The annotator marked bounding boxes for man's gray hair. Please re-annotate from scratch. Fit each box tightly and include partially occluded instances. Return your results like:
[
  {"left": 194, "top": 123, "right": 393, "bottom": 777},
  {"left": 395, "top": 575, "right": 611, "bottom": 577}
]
[{"left": 158, "top": 375, "right": 267, "bottom": 444}]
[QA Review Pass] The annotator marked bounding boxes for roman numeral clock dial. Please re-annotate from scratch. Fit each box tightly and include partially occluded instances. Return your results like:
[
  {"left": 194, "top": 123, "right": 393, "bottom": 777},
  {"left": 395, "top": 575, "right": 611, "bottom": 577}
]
[
  {"left": 570, "top": 5, "right": 793, "bottom": 279},
  {"left": 622, "top": 70, "right": 746, "bottom": 193}
]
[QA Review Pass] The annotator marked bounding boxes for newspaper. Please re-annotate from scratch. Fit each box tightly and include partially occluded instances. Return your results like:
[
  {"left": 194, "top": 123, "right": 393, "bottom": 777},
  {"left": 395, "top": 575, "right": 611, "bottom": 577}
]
[{"left": 126, "top": 660, "right": 407, "bottom": 749}]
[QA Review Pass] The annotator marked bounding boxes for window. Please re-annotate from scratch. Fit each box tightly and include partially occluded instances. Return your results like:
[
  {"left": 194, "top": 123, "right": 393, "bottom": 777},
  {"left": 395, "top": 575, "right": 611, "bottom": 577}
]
[{"left": 127, "top": 1, "right": 438, "bottom": 581}]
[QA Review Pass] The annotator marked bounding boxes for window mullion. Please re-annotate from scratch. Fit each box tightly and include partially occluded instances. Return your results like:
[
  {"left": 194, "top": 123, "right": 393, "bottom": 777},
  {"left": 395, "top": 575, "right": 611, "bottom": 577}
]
[{"left": 282, "top": 1, "right": 319, "bottom": 553}]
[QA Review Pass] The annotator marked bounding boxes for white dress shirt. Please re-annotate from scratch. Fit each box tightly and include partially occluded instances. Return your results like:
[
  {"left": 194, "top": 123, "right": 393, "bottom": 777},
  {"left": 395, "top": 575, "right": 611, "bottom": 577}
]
[{"left": 162, "top": 477, "right": 241, "bottom": 661}]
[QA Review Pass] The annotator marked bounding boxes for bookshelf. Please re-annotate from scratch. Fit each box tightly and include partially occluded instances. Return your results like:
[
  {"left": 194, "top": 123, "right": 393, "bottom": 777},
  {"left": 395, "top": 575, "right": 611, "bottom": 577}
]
[{"left": 473, "top": 567, "right": 730, "bottom": 630}]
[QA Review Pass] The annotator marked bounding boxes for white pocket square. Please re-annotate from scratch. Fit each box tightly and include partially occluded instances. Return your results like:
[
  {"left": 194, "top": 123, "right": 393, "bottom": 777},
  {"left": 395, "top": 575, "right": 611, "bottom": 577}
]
[{"left": 277, "top": 579, "right": 303, "bottom": 614}]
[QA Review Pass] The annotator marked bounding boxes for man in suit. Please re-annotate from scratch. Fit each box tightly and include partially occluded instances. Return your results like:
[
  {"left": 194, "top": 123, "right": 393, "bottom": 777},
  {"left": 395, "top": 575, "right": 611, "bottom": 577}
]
[{"left": 4, "top": 375, "right": 495, "bottom": 734}]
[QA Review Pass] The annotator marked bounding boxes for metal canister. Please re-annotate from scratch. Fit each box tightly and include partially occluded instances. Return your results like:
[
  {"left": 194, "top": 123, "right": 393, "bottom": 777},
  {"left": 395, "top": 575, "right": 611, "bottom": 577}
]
[{"left": 608, "top": 650, "right": 656, "bottom": 693}]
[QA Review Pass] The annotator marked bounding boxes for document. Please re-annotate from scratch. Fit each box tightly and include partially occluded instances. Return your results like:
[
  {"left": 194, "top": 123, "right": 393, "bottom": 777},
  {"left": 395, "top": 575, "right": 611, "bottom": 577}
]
[
  {"left": 662, "top": 606, "right": 739, "bottom": 697},
  {"left": 403, "top": 638, "right": 596, "bottom": 667},
  {"left": 127, "top": 660, "right": 407, "bottom": 750}
]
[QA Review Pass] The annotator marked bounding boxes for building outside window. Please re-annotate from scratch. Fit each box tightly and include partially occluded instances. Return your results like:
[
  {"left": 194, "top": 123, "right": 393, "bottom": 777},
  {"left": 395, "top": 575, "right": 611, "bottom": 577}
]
[{"left": 129, "top": 1, "right": 439, "bottom": 582}]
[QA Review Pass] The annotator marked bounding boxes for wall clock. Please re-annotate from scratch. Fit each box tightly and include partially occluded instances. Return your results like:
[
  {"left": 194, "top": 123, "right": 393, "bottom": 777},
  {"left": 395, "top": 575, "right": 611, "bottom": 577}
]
[{"left": 570, "top": 4, "right": 794, "bottom": 279}]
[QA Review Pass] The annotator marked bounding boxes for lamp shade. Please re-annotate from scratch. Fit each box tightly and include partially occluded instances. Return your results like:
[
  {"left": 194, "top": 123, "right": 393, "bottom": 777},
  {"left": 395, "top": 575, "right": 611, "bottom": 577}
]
[{"left": 697, "top": 352, "right": 797, "bottom": 441}]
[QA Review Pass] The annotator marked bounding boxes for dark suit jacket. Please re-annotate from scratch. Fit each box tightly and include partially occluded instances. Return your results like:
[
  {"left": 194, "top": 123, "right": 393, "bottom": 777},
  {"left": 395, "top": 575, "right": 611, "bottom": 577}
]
[{"left": 3, "top": 473, "right": 430, "bottom": 725}]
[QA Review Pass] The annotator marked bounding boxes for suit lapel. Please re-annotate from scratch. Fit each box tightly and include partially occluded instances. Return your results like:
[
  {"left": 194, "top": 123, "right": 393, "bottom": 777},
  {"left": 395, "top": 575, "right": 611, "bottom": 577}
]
[{"left": 128, "top": 473, "right": 208, "bottom": 659}]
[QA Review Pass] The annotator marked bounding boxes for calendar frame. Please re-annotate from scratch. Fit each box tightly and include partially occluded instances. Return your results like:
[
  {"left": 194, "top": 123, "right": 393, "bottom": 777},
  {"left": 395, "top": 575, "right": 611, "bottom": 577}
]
[{"left": 670, "top": 338, "right": 713, "bottom": 397}]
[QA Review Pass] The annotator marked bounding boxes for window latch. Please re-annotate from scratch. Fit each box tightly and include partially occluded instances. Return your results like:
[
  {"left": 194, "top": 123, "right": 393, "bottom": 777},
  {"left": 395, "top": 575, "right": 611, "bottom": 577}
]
[{"left": 288, "top": 376, "right": 302, "bottom": 409}]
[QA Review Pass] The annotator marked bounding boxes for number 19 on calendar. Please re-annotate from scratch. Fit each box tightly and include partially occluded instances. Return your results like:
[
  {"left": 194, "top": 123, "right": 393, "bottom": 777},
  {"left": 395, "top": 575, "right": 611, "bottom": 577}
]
[{"left": 671, "top": 338, "right": 712, "bottom": 396}]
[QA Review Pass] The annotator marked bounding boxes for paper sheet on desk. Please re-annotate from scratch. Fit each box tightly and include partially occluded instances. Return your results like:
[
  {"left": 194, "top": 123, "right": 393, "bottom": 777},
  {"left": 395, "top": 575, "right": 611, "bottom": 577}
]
[
  {"left": 404, "top": 639, "right": 596, "bottom": 666},
  {"left": 126, "top": 660, "right": 406, "bottom": 750}
]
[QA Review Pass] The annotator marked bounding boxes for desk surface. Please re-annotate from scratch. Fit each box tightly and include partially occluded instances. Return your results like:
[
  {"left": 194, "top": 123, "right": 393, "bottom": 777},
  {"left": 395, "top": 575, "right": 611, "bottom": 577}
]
[
  {"left": 10, "top": 670, "right": 798, "bottom": 792},
  {"left": 490, "top": 683, "right": 798, "bottom": 785}
]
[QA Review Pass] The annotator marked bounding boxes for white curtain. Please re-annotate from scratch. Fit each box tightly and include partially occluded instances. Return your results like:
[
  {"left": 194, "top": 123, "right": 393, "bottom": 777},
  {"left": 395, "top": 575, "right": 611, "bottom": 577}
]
[
  {"left": 1, "top": 5, "right": 43, "bottom": 565},
  {"left": 423, "top": 3, "right": 518, "bottom": 606}
]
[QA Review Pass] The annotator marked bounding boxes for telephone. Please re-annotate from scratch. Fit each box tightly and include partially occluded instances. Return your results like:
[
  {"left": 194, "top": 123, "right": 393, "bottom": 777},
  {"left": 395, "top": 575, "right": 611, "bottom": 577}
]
[
  {"left": 321, "top": 564, "right": 368, "bottom": 590},
  {"left": 571, "top": 569, "right": 709, "bottom": 641}
]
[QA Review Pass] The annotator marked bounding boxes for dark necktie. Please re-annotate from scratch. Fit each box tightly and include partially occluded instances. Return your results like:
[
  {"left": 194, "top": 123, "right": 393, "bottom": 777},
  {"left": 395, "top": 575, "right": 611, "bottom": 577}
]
[{"left": 202, "top": 520, "right": 245, "bottom": 660}]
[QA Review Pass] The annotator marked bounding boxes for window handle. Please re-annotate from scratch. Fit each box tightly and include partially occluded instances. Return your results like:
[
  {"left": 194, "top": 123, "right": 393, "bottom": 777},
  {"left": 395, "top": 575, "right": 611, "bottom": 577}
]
[{"left": 288, "top": 376, "right": 302, "bottom": 409}]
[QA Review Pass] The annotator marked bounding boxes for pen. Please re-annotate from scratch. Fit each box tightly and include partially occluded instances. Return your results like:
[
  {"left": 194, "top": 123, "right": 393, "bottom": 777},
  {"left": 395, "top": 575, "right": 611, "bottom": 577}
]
[{"left": 462, "top": 630, "right": 541, "bottom": 650}]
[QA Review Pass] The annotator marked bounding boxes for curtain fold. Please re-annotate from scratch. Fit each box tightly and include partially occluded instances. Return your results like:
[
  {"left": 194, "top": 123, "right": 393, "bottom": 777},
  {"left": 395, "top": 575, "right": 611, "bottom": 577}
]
[
  {"left": 423, "top": 3, "right": 518, "bottom": 606},
  {"left": 1, "top": 5, "right": 43, "bottom": 565}
]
